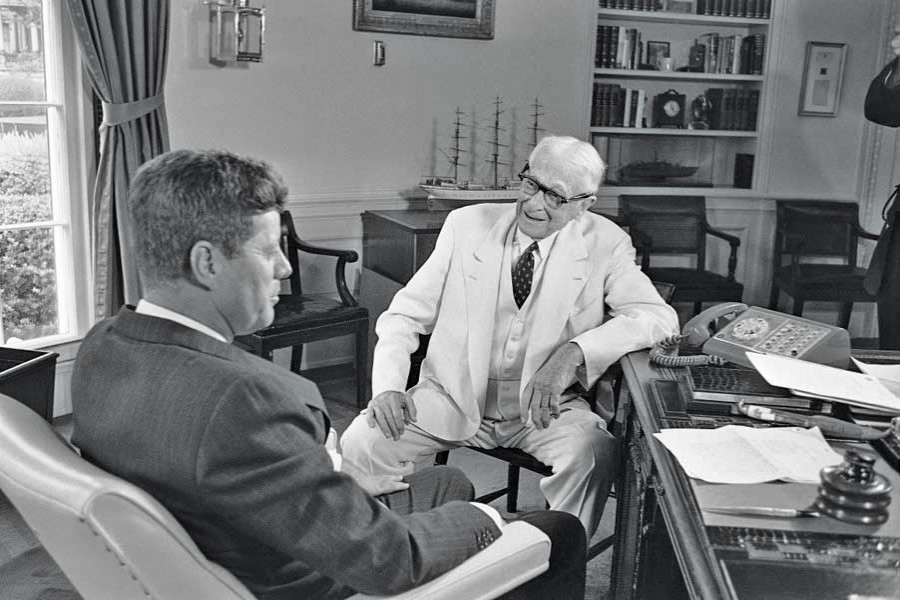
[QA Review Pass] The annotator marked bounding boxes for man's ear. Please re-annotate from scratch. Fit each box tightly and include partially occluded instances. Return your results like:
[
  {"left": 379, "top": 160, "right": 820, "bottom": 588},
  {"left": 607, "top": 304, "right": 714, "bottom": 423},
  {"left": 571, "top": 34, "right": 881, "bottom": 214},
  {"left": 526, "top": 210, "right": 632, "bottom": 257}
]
[
  {"left": 581, "top": 195, "right": 597, "bottom": 213},
  {"left": 189, "top": 241, "right": 219, "bottom": 288}
]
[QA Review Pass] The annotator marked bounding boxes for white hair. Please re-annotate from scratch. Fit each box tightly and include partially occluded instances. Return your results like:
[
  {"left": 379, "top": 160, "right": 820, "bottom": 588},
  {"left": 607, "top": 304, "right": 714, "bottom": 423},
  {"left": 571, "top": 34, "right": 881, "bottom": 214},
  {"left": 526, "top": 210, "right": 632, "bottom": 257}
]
[{"left": 529, "top": 135, "right": 606, "bottom": 193}]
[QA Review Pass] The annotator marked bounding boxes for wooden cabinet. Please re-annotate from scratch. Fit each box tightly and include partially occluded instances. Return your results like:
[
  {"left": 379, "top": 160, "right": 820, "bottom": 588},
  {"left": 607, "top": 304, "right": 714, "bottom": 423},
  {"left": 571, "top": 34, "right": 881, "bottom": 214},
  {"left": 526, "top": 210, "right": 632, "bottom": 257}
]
[
  {"left": 362, "top": 210, "right": 448, "bottom": 285},
  {"left": 588, "top": 1, "right": 777, "bottom": 194}
]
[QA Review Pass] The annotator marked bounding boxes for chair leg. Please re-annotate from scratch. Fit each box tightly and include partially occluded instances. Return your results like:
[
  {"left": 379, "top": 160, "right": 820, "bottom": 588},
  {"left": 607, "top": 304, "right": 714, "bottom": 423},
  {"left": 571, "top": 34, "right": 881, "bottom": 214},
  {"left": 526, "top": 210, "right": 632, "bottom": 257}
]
[
  {"left": 838, "top": 303, "right": 853, "bottom": 330},
  {"left": 792, "top": 298, "right": 805, "bottom": 317},
  {"left": 289, "top": 344, "right": 303, "bottom": 373},
  {"left": 507, "top": 464, "right": 520, "bottom": 513},
  {"left": 768, "top": 285, "right": 779, "bottom": 311},
  {"left": 355, "top": 322, "right": 369, "bottom": 410},
  {"left": 692, "top": 301, "right": 703, "bottom": 316}
]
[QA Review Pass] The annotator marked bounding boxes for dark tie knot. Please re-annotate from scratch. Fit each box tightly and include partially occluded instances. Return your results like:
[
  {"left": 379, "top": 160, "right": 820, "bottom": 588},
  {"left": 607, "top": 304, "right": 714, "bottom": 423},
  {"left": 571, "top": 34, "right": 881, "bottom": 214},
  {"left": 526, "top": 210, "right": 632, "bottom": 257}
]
[{"left": 512, "top": 242, "right": 538, "bottom": 308}]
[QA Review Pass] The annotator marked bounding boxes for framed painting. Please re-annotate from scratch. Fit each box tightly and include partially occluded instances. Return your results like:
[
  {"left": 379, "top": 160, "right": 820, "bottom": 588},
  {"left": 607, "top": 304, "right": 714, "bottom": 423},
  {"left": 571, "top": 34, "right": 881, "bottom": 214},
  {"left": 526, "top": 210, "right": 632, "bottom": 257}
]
[
  {"left": 353, "top": 0, "right": 495, "bottom": 39},
  {"left": 798, "top": 42, "right": 847, "bottom": 116}
]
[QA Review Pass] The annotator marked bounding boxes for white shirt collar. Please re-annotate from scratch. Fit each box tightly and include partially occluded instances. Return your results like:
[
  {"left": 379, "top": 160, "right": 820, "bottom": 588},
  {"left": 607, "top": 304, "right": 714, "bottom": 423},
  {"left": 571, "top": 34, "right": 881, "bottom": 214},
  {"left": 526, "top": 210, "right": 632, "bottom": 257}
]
[
  {"left": 514, "top": 228, "right": 558, "bottom": 261},
  {"left": 135, "top": 300, "right": 228, "bottom": 343}
]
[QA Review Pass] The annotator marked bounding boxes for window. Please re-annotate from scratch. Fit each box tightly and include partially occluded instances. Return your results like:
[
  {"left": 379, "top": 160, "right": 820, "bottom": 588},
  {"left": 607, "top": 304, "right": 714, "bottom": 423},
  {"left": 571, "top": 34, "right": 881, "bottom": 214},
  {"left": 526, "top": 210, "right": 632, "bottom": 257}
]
[{"left": 0, "top": 0, "right": 91, "bottom": 348}]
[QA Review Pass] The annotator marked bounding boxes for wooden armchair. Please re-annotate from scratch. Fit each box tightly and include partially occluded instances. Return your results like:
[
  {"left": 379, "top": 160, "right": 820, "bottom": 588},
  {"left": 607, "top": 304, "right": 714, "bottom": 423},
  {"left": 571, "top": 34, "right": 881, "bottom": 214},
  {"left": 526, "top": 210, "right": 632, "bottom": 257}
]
[
  {"left": 234, "top": 210, "right": 369, "bottom": 407},
  {"left": 619, "top": 195, "right": 743, "bottom": 315},
  {"left": 769, "top": 200, "right": 880, "bottom": 329}
]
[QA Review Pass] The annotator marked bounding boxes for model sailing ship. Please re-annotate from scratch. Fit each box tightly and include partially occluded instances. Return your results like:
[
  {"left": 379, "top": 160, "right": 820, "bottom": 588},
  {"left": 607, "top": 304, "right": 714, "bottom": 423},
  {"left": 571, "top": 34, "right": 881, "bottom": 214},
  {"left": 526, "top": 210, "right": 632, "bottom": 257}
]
[{"left": 420, "top": 97, "right": 544, "bottom": 203}]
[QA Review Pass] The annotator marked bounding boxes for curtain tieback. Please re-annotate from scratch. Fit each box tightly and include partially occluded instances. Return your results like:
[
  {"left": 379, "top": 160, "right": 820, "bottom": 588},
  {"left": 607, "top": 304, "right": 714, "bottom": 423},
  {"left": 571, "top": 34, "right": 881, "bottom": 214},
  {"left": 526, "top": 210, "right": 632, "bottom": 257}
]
[{"left": 101, "top": 93, "right": 165, "bottom": 126}]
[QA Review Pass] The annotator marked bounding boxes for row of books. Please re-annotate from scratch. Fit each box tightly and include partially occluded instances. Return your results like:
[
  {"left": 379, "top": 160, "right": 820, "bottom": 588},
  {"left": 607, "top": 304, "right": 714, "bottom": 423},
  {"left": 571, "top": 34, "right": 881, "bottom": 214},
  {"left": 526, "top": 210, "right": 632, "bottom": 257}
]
[
  {"left": 590, "top": 84, "right": 649, "bottom": 128},
  {"left": 595, "top": 27, "right": 765, "bottom": 74},
  {"left": 692, "top": 32, "right": 766, "bottom": 75},
  {"left": 594, "top": 26, "right": 643, "bottom": 69},
  {"left": 597, "top": 0, "right": 771, "bottom": 18},
  {"left": 704, "top": 87, "right": 759, "bottom": 131},
  {"left": 697, "top": 0, "right": 771, "bottom": 18}
]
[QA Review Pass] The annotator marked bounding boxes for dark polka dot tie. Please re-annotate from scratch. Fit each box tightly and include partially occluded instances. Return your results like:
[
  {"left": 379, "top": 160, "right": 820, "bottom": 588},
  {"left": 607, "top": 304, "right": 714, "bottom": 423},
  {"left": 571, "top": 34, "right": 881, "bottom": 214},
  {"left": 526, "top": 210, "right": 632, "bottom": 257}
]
[{"left": 512, "top": 242, "right": 538, "bottom": 308}]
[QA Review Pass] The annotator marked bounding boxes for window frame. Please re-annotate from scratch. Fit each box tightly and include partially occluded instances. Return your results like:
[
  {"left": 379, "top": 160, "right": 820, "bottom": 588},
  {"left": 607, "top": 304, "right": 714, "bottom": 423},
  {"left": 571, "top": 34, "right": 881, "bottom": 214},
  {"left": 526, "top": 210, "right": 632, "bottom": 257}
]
[{"left": 0, "top": 0, "right": 93, "bottom": 352}]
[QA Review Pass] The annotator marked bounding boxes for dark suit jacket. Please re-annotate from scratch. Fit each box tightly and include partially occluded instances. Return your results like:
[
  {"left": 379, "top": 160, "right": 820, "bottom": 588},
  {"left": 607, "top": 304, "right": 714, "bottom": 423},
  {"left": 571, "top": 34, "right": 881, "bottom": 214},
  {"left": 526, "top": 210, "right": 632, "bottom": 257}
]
[{"left": 71, "top": 307, "right": 499, "bottom": 600}]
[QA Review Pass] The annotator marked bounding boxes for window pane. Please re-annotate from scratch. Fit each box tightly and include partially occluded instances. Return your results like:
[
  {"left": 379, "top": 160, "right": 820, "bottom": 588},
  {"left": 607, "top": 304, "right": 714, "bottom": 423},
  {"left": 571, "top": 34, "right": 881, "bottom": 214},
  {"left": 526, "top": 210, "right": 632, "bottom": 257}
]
[
  {"left": 0, "top": 108, "right": 50, "bottom": 225},
  {"left": 0, "top": 2, "right": 45, "bottom": 102},
  {"left": 0, "top": 225, "right": 59, "bottom": 344}
]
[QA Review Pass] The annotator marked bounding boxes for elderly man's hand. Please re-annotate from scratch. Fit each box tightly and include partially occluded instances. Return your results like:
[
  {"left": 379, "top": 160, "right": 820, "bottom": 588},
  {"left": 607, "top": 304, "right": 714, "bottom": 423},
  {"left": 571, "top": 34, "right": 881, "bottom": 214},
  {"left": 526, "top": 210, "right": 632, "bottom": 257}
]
[
  {"left": 521, "top": 342, "right": 585, "bottom": 429},
  {"left": 341, "top": 457, "right": 409, "bottom": 496},
  {"left": 366, "top": 390, "right": 417, "bottom": 441}
]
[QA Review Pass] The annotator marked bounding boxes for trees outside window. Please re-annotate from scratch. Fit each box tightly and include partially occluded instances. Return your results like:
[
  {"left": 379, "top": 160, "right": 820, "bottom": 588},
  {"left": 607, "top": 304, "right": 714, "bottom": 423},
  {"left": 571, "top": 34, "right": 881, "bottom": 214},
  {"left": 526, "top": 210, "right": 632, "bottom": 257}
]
[{"left": 0, "top": 0, "right": 89, "bottom": 346}]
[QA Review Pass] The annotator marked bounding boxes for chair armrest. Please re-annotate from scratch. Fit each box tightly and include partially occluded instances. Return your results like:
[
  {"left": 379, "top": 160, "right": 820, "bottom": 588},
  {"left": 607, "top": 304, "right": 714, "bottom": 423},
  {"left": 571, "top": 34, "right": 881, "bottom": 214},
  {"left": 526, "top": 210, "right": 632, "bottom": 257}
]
[
  {"left": 705, "top": 225, "right": 740, "bottom": 280},
  {"left": 283, "top": 213, "right": 359, "bottom": 306},
  {"left": 348, "top": 521, "right": 550, "bottom": 600},
  {"left": 704, "top": 224, "right": 740, "bottom": 247}
]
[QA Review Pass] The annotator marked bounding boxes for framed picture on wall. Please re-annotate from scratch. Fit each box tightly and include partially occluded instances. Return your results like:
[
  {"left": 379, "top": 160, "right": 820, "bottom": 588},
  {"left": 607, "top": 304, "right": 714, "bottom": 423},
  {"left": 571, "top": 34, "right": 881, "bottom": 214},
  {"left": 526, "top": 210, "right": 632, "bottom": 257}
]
[
  {"left": 353, "top": 0, "right": 495, "bottom": 40},
  {"left": 798, "top": 42, "right": 847, "bottom": 116}
]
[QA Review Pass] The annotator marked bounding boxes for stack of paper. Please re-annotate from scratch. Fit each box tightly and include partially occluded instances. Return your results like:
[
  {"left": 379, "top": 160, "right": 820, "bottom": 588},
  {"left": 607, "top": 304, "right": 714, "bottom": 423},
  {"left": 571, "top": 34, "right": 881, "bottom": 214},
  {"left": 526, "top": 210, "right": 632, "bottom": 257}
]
[
  {"left": 852, "top": 358, "right": 900, "bottom": 400},
  {"left": 746, "top": 353, "right": 900, "bottom": 415},
  {"left": 654, "top": 425, "right": 843, "bottom": 484}
]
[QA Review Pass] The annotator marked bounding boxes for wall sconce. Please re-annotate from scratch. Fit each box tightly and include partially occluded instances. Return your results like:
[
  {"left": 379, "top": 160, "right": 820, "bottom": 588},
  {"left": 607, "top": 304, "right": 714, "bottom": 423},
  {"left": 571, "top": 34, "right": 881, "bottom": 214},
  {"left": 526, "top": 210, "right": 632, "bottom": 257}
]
[{"left": 206, "top": 0, "right": 265, "bottom": 66}]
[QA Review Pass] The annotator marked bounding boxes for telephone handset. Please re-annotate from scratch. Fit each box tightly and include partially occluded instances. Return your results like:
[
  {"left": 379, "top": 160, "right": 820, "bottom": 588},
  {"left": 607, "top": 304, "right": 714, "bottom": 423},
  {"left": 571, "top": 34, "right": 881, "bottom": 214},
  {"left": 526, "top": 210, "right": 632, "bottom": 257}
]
[{"left": 650, "top": 304, "right": 851, "bottom": 369}]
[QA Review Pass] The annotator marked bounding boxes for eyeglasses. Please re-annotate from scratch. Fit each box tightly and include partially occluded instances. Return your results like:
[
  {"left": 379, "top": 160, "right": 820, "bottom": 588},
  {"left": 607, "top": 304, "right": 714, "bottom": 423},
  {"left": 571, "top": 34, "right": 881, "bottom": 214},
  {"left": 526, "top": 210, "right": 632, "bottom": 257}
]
[{"left": 517, "top": 163, "right": 595, "bottom": 209}]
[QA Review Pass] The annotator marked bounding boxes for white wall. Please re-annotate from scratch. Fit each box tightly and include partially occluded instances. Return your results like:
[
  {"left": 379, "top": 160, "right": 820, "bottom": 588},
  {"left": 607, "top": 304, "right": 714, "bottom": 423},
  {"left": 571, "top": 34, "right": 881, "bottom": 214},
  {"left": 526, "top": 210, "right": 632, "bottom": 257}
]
[
  {"left": 765, "top": 0, "right": 889, "bottom": 200},
  {"left": 167, "top": 0, "right": 594, "bottom": 206}
]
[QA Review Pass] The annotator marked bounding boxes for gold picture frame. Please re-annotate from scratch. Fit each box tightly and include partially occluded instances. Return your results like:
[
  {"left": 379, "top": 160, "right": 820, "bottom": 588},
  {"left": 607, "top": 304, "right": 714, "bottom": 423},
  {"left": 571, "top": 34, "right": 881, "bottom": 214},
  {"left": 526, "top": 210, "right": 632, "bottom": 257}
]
[
  {"left": 353, "top": 0, "right": 495, "bottom": 40},
  {"left": 798, "top": 42, "right": 847, "bottom": 117}
]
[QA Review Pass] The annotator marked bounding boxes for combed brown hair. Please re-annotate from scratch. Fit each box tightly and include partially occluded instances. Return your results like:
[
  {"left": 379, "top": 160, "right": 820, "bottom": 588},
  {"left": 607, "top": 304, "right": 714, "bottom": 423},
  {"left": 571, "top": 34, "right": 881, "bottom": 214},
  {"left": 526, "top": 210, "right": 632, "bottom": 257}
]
[{"left": 129, "top": 149, "right": 287, "bottom": 285}]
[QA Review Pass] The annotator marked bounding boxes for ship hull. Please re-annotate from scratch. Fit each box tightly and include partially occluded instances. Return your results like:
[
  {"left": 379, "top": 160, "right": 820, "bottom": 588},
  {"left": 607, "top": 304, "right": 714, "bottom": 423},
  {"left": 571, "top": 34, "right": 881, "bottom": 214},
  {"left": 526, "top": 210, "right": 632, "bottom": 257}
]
[{"left": 420, "top": 185, "right": 520, "bottom": 202}]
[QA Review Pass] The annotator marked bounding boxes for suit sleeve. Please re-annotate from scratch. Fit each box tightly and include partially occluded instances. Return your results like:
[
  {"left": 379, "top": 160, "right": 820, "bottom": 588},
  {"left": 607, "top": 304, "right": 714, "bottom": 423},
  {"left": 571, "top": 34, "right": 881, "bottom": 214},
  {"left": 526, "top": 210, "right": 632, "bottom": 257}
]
[
  {"left": 372, "top": 210, "right": 459, "bottom": 397},
  {"left": 196, "top": 376, "right": 499, "bottom": 596},
  {"left": 572, "top": 234, "right": 679, "bottom": 386}
]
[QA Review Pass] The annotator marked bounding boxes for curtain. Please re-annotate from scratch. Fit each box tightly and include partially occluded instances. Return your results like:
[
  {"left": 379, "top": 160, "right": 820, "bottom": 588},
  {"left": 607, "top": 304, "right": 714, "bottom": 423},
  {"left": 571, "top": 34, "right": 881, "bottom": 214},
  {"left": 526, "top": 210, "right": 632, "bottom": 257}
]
[{"left": 64, "top": 0, "right": 170, "bottom": 318}]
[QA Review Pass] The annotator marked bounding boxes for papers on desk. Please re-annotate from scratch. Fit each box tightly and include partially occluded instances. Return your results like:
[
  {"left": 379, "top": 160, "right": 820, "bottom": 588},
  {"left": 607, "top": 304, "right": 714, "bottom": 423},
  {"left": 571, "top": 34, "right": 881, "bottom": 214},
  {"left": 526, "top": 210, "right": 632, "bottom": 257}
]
[
  {"left": 654, "top": 425, "right": 843, "bottom": 484},
  {"left": 852, "top": 358, "right": 900, "bottom": 400},
  {"left": 746, "top": 353, "right": 900, "bottom": 415}
]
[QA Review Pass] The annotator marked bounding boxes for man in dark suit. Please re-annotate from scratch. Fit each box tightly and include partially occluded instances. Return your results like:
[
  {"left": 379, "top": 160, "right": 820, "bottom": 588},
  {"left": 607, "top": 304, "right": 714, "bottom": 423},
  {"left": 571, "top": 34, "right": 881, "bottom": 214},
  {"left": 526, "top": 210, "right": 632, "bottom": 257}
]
[{"left": 71, "top": 149, "right": 586, "bottom": 600}]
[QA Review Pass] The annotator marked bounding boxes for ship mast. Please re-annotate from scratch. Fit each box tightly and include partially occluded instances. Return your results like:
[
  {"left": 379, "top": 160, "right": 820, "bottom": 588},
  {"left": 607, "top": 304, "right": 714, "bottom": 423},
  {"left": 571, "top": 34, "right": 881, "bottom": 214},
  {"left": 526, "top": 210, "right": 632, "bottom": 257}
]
[
  {"left": 486, "top": 96, "right": 509, "bottom": 189},
  {"left": 450, "top": 107, "right": 466, "bottom": 182},
  {"left": 530, "top": 98, "right": 545, "bottom": 149}
]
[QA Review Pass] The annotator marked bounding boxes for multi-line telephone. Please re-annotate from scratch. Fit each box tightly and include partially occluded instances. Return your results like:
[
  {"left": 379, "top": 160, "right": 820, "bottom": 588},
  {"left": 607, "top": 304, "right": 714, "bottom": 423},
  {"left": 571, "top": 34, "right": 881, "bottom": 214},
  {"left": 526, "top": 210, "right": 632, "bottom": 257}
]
[{"left": 651, "top": 303, "right": 851, "bottom": 369}]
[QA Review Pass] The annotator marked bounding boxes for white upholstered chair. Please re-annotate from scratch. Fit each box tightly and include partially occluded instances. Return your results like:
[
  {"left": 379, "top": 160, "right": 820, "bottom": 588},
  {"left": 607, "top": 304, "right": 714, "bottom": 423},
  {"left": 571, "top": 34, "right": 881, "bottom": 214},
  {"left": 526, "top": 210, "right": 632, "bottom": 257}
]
[{"left": 0, "top": 393, "right": 550, "bottom": 600}]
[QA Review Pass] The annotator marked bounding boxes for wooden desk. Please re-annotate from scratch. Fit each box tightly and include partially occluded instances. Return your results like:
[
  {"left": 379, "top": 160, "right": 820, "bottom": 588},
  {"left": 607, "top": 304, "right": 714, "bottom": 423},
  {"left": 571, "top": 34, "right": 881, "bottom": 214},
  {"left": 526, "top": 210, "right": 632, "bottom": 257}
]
[{"left": 613, "top": 351, "right": 900, "bottom": 599}]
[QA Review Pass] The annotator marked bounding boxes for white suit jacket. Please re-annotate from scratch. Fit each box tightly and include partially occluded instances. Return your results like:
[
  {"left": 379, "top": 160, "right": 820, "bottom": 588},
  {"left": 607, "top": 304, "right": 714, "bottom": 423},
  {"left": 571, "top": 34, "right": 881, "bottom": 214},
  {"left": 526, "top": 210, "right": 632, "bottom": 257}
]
[{"left": 372, "top": 203, "right": 679, "bottom": 440}]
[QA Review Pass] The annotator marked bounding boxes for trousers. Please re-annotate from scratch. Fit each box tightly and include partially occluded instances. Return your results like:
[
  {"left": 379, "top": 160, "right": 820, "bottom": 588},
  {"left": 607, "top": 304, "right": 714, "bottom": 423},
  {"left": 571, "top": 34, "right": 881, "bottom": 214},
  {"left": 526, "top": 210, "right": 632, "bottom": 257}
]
[
  {"left": 378, "top": 466, "right": 586, "bottom": 600},
  {"left": 342, "top": 397, "right": 616, "bottom": 541}
]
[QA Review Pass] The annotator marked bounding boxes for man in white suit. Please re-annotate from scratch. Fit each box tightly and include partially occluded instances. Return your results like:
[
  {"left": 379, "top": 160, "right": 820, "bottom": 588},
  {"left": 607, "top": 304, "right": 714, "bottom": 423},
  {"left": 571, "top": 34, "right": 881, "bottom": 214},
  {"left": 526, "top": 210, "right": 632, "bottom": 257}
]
[{"left": 343, "top": 136, "right": 678, "bottom": 541}]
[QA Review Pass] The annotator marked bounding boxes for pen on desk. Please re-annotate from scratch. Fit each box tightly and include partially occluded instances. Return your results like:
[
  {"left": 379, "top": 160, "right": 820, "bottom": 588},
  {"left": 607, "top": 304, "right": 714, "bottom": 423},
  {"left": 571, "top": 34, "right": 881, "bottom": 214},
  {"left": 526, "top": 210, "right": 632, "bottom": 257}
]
[
  {"left": 704, "top": 505, "right": 821, "bottom": 518},
  {"left": 736, "top": 401, "right": 889, "bottom": 440}
]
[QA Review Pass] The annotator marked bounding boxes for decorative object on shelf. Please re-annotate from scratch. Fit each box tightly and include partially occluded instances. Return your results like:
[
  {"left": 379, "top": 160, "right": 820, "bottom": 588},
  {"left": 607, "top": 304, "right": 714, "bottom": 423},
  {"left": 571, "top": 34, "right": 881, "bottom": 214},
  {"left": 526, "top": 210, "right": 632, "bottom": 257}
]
[
  {"left": 205, "top": 0, "right": 265, "bottom": 65},
  {"left": 353, "top": 0, "right": 495, "bottom": 40},
  {"left": 688, "top": 94, "right": 711, "bottom": 130},
  {"left": 686, "top": 40, "right": 705, "bottom": 72},
  {"left": 653, "top": 89, "right": 685, "bottom": 128},
  {"left": 618, "top": 161, "right": 698, "bottom": 185},
  {"left": 646, "top": 40, "right": 670, "bottom": 69},
  {"left": 798, "top": 41, "right": 847, "bottom": 117}
]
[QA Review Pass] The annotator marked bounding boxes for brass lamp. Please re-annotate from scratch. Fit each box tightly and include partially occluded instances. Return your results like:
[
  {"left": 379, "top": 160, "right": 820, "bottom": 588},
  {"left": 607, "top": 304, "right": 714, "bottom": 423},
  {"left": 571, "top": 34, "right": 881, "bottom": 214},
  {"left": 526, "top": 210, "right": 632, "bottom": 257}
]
[{"left": 206, "top": 0, "right": 265, "bottom": 65}]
